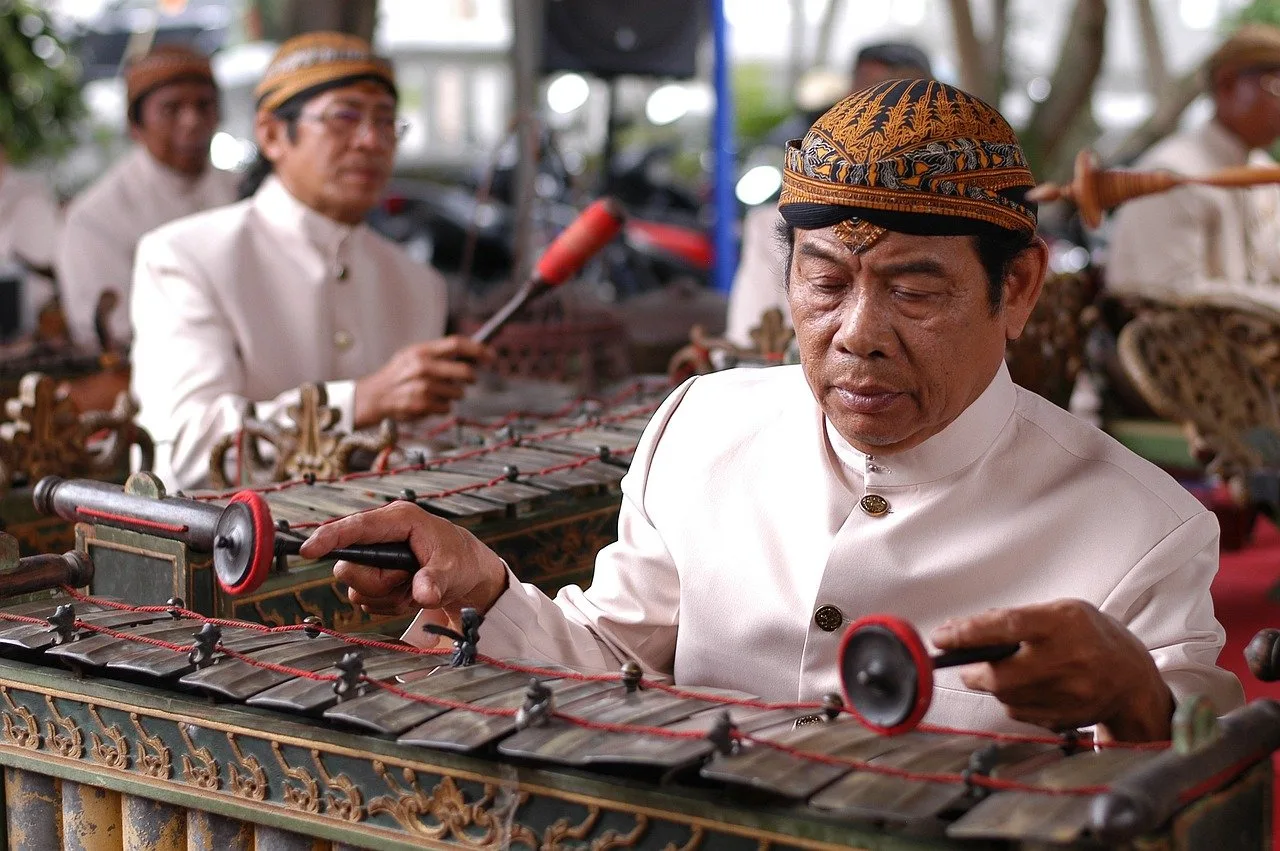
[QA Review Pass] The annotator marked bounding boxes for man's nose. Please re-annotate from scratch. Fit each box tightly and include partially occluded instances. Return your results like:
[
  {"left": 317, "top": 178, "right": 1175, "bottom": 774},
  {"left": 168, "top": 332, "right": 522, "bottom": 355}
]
[{"left": 833, "top": 291, "right": 895, "bottom": 358}]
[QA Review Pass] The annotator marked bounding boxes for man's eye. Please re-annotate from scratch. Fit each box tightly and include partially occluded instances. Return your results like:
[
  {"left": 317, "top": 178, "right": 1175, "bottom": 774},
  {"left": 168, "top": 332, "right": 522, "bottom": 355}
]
[{"left": 331, "top": 110, "right": 363, "bottom": 125}]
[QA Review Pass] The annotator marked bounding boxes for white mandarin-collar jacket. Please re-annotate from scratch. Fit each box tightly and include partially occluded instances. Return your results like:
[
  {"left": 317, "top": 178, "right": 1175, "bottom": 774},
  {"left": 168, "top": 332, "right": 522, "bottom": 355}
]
[
  {"left": 1107, "top": 119, "right": 1280, "bottom": 310},
  {"left": 408, "top": 363, "right": 1243, "bottom": 734},
  {"left": 58, "top": 146, "right": 239, "bottom": 348},
  {"left": 724, "top": 205, "right": 791, "bottom": 347},
  {"left": 130, "top": 176, "right": 448, "bottom": 491},
  {"left": 0, "top": 168, "right": 61, "bottom": 333}
]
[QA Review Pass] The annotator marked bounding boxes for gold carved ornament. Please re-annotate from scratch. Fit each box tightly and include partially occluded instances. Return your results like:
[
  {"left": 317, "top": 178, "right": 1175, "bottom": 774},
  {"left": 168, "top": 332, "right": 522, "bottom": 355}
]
[
  {"left": 208, "top": 382, "right": 398, "bottom": 489},
  {"left": 1117, "top": 307, "right": 1280, "bottom": 501},
  {"left": 667, "top": 308, "right": 796, "bottom": 383},
  {"left": 0, "top": 372, "right": 153, "bottom": 493}
]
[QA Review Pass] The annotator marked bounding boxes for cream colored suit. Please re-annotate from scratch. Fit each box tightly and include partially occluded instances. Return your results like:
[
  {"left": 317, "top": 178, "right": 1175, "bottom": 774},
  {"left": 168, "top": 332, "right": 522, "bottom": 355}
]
[
  {"left": 408, "top": 363, "right": 1243, "bottom": 734},
  {"left": 0, "top": 168, "right": 60, "bottom": 333},
  {"left": 725, "top": 205, "right": 791, "bottom": 347},
  {"left": 59, "top": 147, "right": 239, "bottom": 348},
  {"left": 1107, "top": 119, "right": 1280, "bottom": 309},
  {"left": 130, "top": 176, "right": 448, "bottom": 491}
]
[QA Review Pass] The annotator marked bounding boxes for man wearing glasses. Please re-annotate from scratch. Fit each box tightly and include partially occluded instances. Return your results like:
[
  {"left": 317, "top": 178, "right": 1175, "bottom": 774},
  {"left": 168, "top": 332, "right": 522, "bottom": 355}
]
[
  {"left": 1107, "top": 25, "right": 1280, "bottom": 308},
  {"left": 59, "top": 45, "right": 238, "bottom": 352},
  {"left": 130, "top": 33, "right": 490, "bottom": 491}
]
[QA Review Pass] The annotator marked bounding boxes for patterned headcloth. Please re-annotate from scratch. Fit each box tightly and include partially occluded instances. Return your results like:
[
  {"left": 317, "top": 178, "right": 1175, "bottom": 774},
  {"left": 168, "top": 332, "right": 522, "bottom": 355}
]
[
  {"left": 254, "top": 32, "right": 396, "bottom": 113},
  {"left": 1205, "top": 24, "right": 1280, "bottom": 80},
  {"left": 779, "top": 79, "right": 1037, "bottom": 252},
  {"left": 125, "top": 45, "right": 215, "bottom": 113}
]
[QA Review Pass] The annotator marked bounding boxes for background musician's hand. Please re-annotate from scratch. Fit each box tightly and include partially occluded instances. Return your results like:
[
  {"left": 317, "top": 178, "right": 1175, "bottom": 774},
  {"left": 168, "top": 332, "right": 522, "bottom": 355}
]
[
  {"left": 299, "top": 501, "right": 509, "bottom": 618},
  {"left": 352, "top": 335, "right": 495, "bottom": 428},
  {"left": 930, "top": 599, "right": 1174, "bottom": 742}
]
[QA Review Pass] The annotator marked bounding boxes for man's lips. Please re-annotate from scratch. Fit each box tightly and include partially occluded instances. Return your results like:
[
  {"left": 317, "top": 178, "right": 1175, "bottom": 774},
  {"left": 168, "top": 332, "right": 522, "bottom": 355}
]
[{"left": 832, "top": 385, "right": 905, "bottom": 414}]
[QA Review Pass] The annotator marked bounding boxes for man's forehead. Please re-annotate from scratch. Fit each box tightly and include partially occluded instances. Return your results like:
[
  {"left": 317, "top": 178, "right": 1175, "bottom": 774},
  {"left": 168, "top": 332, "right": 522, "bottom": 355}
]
[
  {"left": 798, "top": 226, "right": 965, "bottom": 260},
  {"left": 311, "top": 83, "right": 397, "bottom": 109},
  {"left": 147, "top": 79, "right": 218, "bottom": 101}
]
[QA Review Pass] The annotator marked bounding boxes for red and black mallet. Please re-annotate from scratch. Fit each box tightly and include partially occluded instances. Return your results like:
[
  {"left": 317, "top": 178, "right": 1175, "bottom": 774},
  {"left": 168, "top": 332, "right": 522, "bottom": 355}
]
[
  {"left": 838, "top": 614, "right": 1020, "bottom": 735},
  {"left": 33, "top": 476, "right": 421, "bottom": 597},
  {"left": 471, "top": 196, "right": 627, "bottom": 344}
]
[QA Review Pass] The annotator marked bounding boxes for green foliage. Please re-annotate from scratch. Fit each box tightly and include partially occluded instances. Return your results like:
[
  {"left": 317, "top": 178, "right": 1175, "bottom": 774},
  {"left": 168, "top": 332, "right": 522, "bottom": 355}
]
[
  {"left": 0, "top": 0, "right": 82, "bottom": 165},
  {"left": 1232, "top": 0, "right": 1280, "bottom": 28},
  {"left": 734, "top": 63, "right": 793, "bottom": 149}
]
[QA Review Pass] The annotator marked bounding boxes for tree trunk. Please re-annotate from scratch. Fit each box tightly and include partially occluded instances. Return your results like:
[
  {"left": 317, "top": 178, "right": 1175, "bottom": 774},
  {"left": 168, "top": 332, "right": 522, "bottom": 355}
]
[
  {"left": 1022, "top": 0, "right": 1108, "bottom": 175},
  {"left": 813, "top": 0, "right": 846, "bottom": 68},
  {"left": 946, "top": 0, "right": 993, "bottom": 100},
  {"left": 787, "top": 0, "right": 807, "bottom": 104},
  {"left": 247, "top": 0, "right": 379, "bottom": 42},
  {"left": 1133, "top": 0, "right": 1169, "bottom": 95},
  {"left": 990, "top": 0, "right": 1011, "bottom": 102},
  {"left": 1106, "top": 68, "right": 1202, "bottom": 165}
]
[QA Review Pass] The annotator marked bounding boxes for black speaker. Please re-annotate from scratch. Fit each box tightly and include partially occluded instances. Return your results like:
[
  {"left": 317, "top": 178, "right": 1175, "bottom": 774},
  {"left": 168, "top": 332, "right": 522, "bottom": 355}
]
[{"left": 541, "top": 0, "right": 703, "bottom": 79}]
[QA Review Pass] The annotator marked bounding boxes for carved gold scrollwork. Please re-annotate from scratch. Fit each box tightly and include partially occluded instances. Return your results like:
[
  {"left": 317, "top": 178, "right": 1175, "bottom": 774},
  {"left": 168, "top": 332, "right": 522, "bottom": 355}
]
[
  {"left": 0, "top": 372, "right": 153, "bottom": 494},
  {"left": 271, "top": 741, "right": 320, "bottom": 814},
  {"left": 131, "top": 713, "right": 171, "bottom": 779},
  {"left": 226, "top": 733, "right": 268, "bottom": 800},
  {"left": 543, "top": 809, "right": 653, "bottom": 850},
  {"left": 178, "top": 723, "right": 220, "bottom": 790},
  {"left": 43, "top": 695, "right": 81, "bottom": 758},
  {"left": 208, "top": 382, "right": 398, "bottom": 488},
  {"left": 368, "top": 764, "right": 539, "bottom": 848},
  {"left": 0, "top": 686, "right": 40, "bottom": 750},
  {"left": 312, "top": 749, "right": 364, "bottom": 823},
  {"left": 87, "top": 706, "right": 129, "bottom": 769}
]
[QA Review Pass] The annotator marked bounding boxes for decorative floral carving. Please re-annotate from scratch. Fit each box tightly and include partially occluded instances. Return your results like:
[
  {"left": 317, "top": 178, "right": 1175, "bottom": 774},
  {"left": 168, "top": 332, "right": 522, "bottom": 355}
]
[
  {"left": 208, "top": 383, "right": 397, "bottom": 488},
  {"left": 0, "top": 372, "right": 153, "bottom": 493},
  {"left": 87, "top": 706, "right": 129, "bottom": 769},
  {"left": 227, "top": 733, "right": 268, "bottom": 800},
  {"left": 312, "top": 749, "right": 364, "bottom": 823},
  {"left": 44, "top": 695, "right": 81, "bottom": 758},
  {"left": 0, "top": 687, "right": 40, "bottom": 750},
  {"left": 272, "top": 741, "right": 319, "bottom": 814},
  {"left": 178, "top": 723, "right": 220, "bottom": 790},
  {"left": 368, "top": 764, "right": 540, "bottom": 847},
  {"left": 131, "top": 713, "right": 171, "bottom": 779}
]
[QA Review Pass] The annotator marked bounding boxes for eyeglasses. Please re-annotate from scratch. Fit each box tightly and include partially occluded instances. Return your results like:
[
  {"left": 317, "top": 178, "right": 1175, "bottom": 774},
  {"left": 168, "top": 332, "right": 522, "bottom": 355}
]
[{"left": 298, "top": 107, "right": 411, "bottom": 143}]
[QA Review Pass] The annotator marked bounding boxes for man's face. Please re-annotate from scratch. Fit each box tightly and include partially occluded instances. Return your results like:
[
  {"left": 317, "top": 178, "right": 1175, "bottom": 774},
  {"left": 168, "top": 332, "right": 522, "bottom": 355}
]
[
  {"left": 1219, "top": 70, "right": 1280, "bottom": 148},
  {"left": 788, "top": 228, "right": 1044, "bottom": 455},
  {"left": 257, "top": 80, "right": 398, "bottom": 224},
  {"left": 131, "top": 80, "right": 219, "bottom": 177}
]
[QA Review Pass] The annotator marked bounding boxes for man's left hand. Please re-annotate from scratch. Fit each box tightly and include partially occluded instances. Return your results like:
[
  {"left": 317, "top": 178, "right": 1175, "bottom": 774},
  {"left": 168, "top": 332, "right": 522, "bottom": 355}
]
[{"left": 930, "top": 599, "right": 1174, "bottom": 742}]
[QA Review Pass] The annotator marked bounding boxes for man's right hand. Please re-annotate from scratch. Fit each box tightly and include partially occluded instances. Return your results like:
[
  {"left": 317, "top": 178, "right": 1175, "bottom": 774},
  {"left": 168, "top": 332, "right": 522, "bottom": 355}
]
[
  {"left": 299, "top": 501, "right": 509, "bottom": 618},
  {"left": 352, "top": 335, "right": 494, "bottom": 428}
]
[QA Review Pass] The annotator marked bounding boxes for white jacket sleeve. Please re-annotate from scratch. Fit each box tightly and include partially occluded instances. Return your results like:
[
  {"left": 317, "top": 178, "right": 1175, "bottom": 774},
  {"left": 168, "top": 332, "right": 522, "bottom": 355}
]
[
  {"left": 129, "top": 230, "right": 354, "bottom": 491},
  {"left": 57, "top": 207, "right": 130, "bottom": 349},
  {"left": 724, "top": 207, "right": 789, "bottom": 348},
  {"left": 1099, "top": 510, "right": 1244, "bottom": 715},
  {"left": 403, "top": 379, "right": 698, "bottom": 675}
]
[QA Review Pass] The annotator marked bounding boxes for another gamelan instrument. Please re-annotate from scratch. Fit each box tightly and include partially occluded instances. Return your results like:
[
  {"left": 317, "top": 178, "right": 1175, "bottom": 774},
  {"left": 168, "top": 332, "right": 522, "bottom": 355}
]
[
  {"left": 33, "top": 382, "right": 666, "bottom": 628},
  {"left": 0, "top": 373, "right": 152, "bottom": 555},
  {"left": 1028, "top": 150, "right": 1280, "bottom": 228},
  {"left": 0, "top": 548, "right": 1271, "bottom": 851}
]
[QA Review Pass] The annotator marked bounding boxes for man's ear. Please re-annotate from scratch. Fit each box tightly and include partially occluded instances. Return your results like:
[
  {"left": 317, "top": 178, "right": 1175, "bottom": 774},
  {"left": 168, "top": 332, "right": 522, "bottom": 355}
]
[
  {"left": 1001, "top": 237, "right": 1049, "bottom": 341},
  {"left": 255, "top": 111, "right": 289, "bottom": 162}
]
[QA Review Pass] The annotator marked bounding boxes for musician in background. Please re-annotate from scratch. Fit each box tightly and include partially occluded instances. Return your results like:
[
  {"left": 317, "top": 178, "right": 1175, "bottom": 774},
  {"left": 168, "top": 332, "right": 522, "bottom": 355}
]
[
  {"left": 58, "top": 45, "right": 238, "bottom": 351},
  {"left": 1107, "top": 24, "right": 1280, "bottom": 307},
  {"left": 724, "top": 41, "right": 932, "bottom": 347},
  {"left": 307, "top": 80, "right": 1243, "bottom": 741},
  {"left": 130, "top": 33, "right": 490, "bottom": 492},
  {"left": 0, "top": 146, "right": 60, "bottom": 336}
]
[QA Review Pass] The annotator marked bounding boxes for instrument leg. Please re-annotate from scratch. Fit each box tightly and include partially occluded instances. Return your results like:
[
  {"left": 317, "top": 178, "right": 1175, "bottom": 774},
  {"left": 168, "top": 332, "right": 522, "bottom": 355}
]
[
  {"left": 251, "top": 826, "right": 329, "bottom": 850},
  {"left": 62, "top": 781, "right": 121, "bottom": 851},
  {"left": 5, "top": 767, "right": 61, "bottom": 851},
  {"left": 185, "top": 810, "right": 251, "bottom": 851},
  {"left": 122, "top": 796, "right": 185, "bottom": 851}
]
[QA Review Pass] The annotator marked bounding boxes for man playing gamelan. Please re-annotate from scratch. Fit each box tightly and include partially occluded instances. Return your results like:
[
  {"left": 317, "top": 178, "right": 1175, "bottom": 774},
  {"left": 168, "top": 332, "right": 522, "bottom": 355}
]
[
  {"left": 130, "top": 33, "right": 489, "bottom": 492},
  {"left": 305, "top": 80, "right": 1243, "bottom": 742},
  {"left": 58, "top": 45, "right": 238, "bottom": 350}
]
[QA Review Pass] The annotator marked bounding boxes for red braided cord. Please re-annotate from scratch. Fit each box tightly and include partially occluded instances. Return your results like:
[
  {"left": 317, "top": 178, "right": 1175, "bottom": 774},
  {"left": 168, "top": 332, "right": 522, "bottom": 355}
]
[{"left": 36, "top": 586, "right": 1186, "bottom": 799}]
